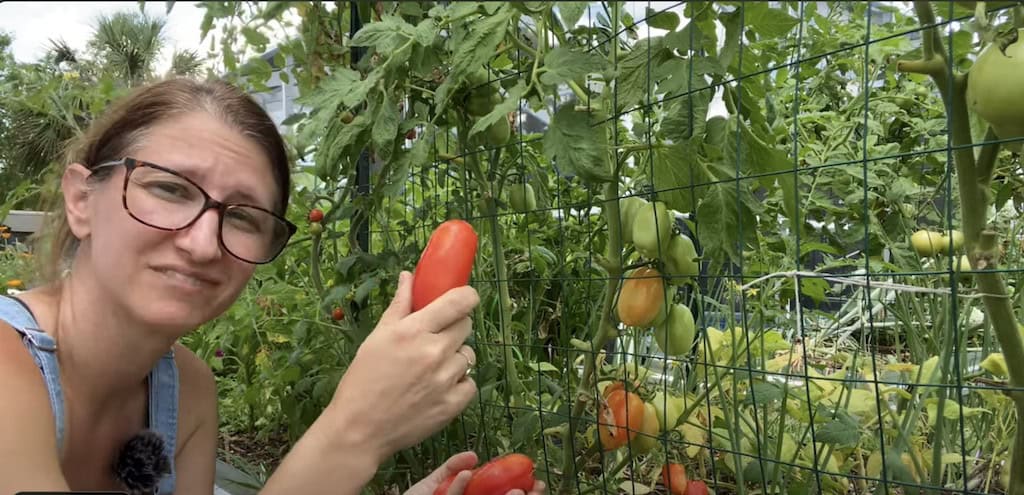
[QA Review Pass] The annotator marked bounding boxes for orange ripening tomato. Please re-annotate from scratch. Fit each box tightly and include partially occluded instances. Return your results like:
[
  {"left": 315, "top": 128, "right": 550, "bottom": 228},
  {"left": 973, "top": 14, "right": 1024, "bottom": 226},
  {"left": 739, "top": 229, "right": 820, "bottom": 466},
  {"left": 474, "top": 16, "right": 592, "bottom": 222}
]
[
  {"left": 464, "top": 453, "right": 535, "bottom": 495},
  {"left": 661, "top": 463, "right": 689, "bottom": 495},
  {"left": 599, "top": 388, "right": 645, "bottom": 450},
  {"left": 616, "top": 267, "right": 665, "bottom": 326},
  {"left": 411, "top": 220, "right": 479, "bottom": 312}
]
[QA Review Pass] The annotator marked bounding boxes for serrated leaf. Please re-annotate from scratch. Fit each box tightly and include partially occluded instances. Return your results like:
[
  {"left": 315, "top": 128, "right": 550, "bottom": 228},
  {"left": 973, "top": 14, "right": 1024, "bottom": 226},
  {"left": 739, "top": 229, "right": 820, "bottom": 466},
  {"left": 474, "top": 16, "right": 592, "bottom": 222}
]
[
  {"left": 816, "top": 415, "right": 861, "bottom": 446},
  {"left": 354, "top": 276, "right": 381, "bottom": 305},
  {"left": 539, "top": 46, "right": 606, "bottom": 87},
  {"left": 660, "top": 87, "right": 711, "bottom": 140},
  {"left": 241, "top": 25, "right": 270, "bottom": 47},
  {"left": 744, "top": 3, "right": 799, "bottom": 38},
  {"left": 380, "top": 127, "right": 433, "bottom": 196},
  {"left": 664, "top": 22, "right": 703, "bottom": 54},
  {"left": 696, "top": 183, "right": 757, "bottom": 266},
  {"left": 350, "top": 15, "right": 414, "bottom": 53},
  {"left": 743, "top": 381, "right": 783, "bottom": 406},
  {"left": 558, "top": 2, "right": 588, "bottom": 28},
  {"left": 645, "top": 7, "right": 680, "bottom": 31},
  {"left": 435, "top": 5, "right": 512, "bottom": 107},
  {"left": 542, "top": 105, "right": 613, "bottom": 183},
  {"left": 372, "top": 90, "right": 400, "bottom": 153},
  {"left": 413, "top": 18, "right": 438, "bottom": 46},
  {"left": 512, "top": 411, "right": 541, "bottom": 447},
  {"left": 468, "top": 84, "right": 524, "bottom": 138}
]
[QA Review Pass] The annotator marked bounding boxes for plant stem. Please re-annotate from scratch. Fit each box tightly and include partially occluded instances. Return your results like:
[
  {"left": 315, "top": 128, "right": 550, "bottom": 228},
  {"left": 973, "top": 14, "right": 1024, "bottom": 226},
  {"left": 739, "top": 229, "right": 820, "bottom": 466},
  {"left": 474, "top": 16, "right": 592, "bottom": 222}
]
[
  {"left": 909, "top": 3, "right": 1024, "bottom": 492},
  {"left": 557, "top": 181, "right": 624, "bottom": 495},
  {"left": 310, "top": 231, "right": 324, "bottom": 294}
]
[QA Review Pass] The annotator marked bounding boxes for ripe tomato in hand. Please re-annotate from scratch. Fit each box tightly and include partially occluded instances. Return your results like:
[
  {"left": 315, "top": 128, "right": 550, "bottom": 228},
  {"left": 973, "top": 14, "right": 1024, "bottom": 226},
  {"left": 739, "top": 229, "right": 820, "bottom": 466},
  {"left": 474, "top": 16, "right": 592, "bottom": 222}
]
[
  {"left": 308, "top": 208, "right": 324, "bottom": 223},
  {"left": 599, "top": 388, "right": 645, "bottom": 450},
  {"left": 661, "top": 463, "right": 689, "bottom": 495},
  {"left": 464, "top": 453, "right": 535, "bottom": 495},
  {"left": 411, "top": 219, "right": 479, "bottom": 311}
]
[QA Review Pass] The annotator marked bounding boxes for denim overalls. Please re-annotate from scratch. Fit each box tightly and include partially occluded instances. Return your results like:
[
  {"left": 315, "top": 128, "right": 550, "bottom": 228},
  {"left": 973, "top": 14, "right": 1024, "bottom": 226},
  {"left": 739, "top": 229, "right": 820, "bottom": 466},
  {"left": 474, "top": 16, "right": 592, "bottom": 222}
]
[{"left": 0, "top": 295, "right": 179, "bottom": 493}]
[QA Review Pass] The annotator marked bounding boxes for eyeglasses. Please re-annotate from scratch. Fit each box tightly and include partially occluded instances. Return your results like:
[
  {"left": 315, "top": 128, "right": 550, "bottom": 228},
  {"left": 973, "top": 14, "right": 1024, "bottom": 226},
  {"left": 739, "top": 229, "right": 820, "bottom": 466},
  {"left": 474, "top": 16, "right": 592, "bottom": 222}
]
[{"left": 89, "top": 157, "right": 297, "bottom": 264}]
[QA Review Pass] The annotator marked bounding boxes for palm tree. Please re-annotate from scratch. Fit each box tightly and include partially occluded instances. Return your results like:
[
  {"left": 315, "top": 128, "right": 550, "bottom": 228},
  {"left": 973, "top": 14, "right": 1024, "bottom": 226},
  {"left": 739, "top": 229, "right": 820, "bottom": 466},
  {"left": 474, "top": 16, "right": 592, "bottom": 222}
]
[
  {"left": 88, "top": 11, "right": 167, "bottom": 87},
  {"left": 168, "top": 48, "right": 206, "bottom": 78}
]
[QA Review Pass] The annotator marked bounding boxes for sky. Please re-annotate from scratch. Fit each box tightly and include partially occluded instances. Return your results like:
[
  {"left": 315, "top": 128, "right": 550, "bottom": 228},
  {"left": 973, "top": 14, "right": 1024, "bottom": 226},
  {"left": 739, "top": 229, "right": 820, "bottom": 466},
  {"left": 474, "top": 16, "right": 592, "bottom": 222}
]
[{"left": 0, "top": 1, "right": 210, "bottom": 71}]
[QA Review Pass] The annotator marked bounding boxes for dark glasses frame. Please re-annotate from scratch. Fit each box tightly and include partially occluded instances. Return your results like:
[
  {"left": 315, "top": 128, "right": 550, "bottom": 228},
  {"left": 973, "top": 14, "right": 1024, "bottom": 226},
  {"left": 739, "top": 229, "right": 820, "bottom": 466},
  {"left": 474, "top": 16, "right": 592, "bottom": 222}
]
[{"left": 89, "top": 157, "right": 297, "bottom": 264}]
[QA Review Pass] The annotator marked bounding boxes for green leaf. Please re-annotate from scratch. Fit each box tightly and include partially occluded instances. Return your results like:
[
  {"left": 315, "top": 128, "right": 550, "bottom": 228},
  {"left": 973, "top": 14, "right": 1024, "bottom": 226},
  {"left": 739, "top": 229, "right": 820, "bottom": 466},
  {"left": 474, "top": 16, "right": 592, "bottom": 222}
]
[
  {"left": 815, "top": 413, "right": 860, "bottom": 447},
  {"left": 743, "top": 381, "right": 784, "bottom": 406},
  {"left": 435, "top": 5, "right": 512, "bottom": 107},
  {"left": 413, "top": 18, "right": 438, "bottom": 46},
  {"left": 381, "top": 127, "right": 433, "bottom": 196},
  {"left": 542, "top": 105, "right": 613, "bottom": 183},
  {"left": 241, "top": 26, "right": 270, "bottom": 48},
  {"left": 372, "top": 89, "right": 400, "bottom": 155},
  {"left": 660, "top": 86, "right": 711, "bottom": 141},
  {"left": 354, "top": 276, "right": 381, "bottom": 305},
  {"left": 744, "top": 3, "right": 799, "bottom": 39},
  {"left": 651, "top": 140, "right": 710, "bottom": 213},
  {"left": 664, "top": 20, "right": 703, "bottom": 54},
  {"left": 695, "top": 182, "right": 758, "bottom": 267},
  {"left": 539, "top": 46, "right": 606, "bottom": 87},
  {"left": 511, "top": 411, "right": 541, "bottom": 447},
  {"left": 558, "top": 2, "right": 588, "bottom": 28},
  {"left": 350, "top": 15, "right": 414, "bottom": 53},
  {"left": 645, "top": 7, "right": 680, "bottom": 31}
]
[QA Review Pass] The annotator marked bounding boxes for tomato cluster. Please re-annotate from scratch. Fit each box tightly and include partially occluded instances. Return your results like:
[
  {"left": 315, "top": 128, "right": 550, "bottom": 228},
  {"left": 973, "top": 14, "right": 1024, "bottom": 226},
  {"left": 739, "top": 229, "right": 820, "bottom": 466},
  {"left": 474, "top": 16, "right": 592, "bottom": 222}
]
[{"left": 308, "top": 208, "right": 324, "bottom": 236}]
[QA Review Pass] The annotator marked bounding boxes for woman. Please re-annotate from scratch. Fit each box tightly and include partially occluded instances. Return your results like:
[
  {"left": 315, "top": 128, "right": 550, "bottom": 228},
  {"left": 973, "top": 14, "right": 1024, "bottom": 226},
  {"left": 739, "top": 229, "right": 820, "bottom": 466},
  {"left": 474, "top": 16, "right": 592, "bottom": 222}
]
[{"left": 0, "top": 77, "right": 545, "bottom": 495}]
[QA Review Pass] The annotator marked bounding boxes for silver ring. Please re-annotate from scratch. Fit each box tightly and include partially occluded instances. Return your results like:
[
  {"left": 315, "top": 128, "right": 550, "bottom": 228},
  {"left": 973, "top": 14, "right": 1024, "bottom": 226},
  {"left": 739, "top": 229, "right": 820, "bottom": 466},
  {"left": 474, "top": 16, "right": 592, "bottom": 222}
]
[{"left": 456, "top": 348, "right": 475, "bottom": 375}]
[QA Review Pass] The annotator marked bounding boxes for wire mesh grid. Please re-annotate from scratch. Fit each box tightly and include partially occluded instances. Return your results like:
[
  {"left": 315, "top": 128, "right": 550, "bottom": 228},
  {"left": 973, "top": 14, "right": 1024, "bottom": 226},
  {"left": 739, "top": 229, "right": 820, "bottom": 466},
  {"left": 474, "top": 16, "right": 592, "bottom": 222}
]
[{"left": 357, "top": 2, "right": 1024, "bottom": 494}]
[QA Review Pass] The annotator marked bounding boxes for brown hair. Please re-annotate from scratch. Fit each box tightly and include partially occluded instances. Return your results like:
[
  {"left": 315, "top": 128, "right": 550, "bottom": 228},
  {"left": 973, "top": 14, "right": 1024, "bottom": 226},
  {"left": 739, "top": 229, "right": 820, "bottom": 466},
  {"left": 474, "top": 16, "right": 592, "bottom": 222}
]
[{"left": 34, "top": 77, "right": 292, "bottom": 282}]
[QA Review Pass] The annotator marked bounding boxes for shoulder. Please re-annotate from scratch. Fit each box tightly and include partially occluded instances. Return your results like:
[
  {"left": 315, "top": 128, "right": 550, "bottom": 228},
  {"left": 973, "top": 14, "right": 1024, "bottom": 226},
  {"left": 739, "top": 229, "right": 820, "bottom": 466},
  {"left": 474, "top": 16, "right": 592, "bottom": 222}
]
[{"left": 171, "top": 344, "right": 218, "bottom": 449}]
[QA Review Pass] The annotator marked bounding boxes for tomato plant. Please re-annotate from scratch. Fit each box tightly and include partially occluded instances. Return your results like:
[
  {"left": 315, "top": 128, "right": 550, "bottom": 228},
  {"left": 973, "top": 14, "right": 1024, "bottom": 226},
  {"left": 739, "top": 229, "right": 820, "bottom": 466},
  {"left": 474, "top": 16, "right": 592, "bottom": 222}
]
[
  {"left": 464, "top": 453, "right": 535, "bottom": 495},
  {"left": 411, "top": 220, "right": 480, "bottom": 311},
  {"left": 616, "top": 267, "right": 666, "bottom": 327}
]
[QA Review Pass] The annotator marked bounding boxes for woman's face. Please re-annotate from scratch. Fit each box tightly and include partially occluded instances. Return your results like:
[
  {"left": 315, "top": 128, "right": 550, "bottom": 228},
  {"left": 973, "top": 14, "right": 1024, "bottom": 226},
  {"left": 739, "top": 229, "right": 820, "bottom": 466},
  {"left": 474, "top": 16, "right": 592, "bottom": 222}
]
[{"left": 69, "top": 110, "right": 281, "bottom": 331}]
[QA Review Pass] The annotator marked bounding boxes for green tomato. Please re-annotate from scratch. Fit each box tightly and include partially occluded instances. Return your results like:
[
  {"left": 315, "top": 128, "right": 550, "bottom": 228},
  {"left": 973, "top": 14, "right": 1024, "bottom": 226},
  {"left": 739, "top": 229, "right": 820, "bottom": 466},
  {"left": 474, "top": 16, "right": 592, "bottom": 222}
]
[
  {"left": 663, "top": 234, "right": 700, "bottom": 280},
  {"left": 618, "top": 196, "right": 647, "bottom": 244},
  {"left": 966, "top": 28, "right": 1024, "bottom": 151},
  {"left": 508, "top": 183, "right": 537, "bottom": 212},
  {"left": 910, "top": 230, "right": 943, "bottom": 257},
  {"left": 653, "top": 303, "right": 696, "bottom": 357},
  {"left": 486, "top": 116, "right": 511, "bottom": 146},
  {"left": 466, "top": 90, "right": 498, "bottom": 117},
  {"left": 632, "top": 201, "right": 674, "bottom": 259},
  {"left": 651, "top": 391, "right": 685, "bottom": 431},
  {"left": 309, "top": 222, "right": 324, "bottom": 236}
]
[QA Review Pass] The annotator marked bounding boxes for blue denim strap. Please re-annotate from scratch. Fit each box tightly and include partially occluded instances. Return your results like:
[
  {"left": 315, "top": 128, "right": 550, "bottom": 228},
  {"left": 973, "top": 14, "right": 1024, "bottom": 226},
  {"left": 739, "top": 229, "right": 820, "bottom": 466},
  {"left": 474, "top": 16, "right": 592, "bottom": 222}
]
[
  {"left": 0, "top": 296, "right": 66, "bottom": 452},
  {"left": 150, "top": 348, "right": 179, "bottom": 494}
]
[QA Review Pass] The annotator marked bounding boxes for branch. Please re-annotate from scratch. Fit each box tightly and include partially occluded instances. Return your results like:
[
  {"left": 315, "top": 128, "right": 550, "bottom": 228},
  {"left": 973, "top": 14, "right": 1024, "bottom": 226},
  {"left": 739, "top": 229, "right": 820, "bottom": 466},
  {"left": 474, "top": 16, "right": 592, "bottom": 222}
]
[
  {"left": 895, "top": 58, "right": 945, "bottom": 77},
  {"left": 976, "top": 127, "right": 1002, "bottom": 189},
  {"left": 913, "top": 1, "right": 946, "bottom": 62}
]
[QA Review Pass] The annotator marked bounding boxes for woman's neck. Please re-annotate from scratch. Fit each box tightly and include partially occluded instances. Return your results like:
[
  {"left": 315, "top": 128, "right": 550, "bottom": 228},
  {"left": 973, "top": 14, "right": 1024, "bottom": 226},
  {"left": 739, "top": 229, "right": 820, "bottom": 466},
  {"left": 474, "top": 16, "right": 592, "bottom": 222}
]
[{"left": 23, "top": 270, "right": 180, "bottom": 409}]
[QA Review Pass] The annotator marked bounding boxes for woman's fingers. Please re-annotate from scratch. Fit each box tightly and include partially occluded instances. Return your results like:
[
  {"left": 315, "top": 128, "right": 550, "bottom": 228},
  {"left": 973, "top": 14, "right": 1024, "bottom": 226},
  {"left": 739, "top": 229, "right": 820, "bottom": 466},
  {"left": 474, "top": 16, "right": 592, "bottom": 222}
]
[{"left": 443, "top": 345, "right": 477, "bottom": 384}]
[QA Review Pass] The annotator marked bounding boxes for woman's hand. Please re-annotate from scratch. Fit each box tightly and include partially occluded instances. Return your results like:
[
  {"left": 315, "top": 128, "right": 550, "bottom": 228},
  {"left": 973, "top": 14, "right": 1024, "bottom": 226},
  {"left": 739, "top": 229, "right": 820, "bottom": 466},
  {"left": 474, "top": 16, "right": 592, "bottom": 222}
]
[
  {"left": 321, "top": 271, "right": 481, "bottom": 465},
  {"left": 404, "top": 452, "right": 547, "bottom": 495}
]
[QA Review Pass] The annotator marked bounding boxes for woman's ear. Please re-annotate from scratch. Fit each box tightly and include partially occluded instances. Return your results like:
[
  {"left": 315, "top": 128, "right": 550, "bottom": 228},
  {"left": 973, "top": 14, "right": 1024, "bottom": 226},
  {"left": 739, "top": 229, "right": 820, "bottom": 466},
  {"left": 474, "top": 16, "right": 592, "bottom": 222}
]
[{"left": 62, "top": 163, "right": 94, "bottom": 241}]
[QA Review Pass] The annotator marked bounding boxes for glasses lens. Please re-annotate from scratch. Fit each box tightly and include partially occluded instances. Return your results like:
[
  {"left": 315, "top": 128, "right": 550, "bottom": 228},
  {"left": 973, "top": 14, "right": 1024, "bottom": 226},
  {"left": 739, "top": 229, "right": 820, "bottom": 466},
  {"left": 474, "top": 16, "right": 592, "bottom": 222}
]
[
  {"left": 221, "top": 205, "right": 292, "bottom": 263},
  {"left": 125, "top": 166, "right": 291, "bottom": 263},
  {"left": 125, "top": 166, "right": 206, "bottom": 229}
]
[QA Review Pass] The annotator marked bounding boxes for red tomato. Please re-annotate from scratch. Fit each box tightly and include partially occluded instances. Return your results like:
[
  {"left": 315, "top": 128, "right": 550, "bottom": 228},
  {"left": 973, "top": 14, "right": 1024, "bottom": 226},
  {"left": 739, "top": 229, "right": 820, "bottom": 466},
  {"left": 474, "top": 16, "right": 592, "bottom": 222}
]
[
  {"left": 599, "top": 389, "right": 645, "bottom": 450},
  {"left": 308, "top": 208, "right": 324, "bottom": 223},
  {"left": 331, "top": 307, "right": 344, "bottom": 321},
  {"left": 661, "top": 463, "right": 689, "bottom": 495},
  {"left": 406, "top": 129, "right": 417, "bottom": 140},
  {"left": 433, "top": 473, "right": 459, "bottom": 495},
  {"left": 411, "top": 220, "right": 479, "bottom": 311},
  {"left": 685, "top": 480, "right": 708, "bottom": 495},
  {"left": 464, "top": 453, "right": 535, "bottom": 495}
]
